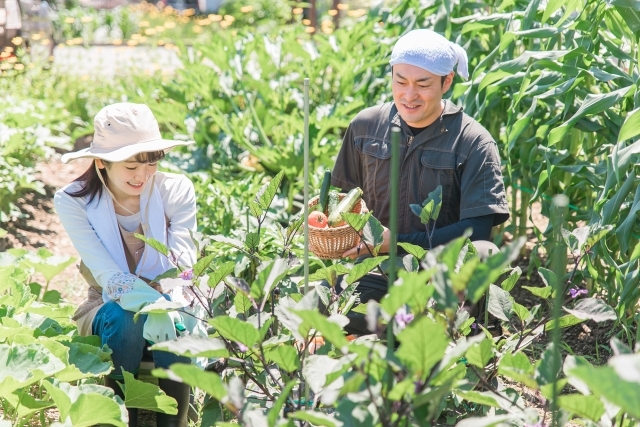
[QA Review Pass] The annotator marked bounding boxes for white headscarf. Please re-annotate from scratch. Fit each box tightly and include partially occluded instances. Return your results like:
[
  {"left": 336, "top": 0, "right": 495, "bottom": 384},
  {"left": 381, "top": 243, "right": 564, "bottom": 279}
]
[{"left": 390, "top": 29, "right": 469, "bottom": 80}]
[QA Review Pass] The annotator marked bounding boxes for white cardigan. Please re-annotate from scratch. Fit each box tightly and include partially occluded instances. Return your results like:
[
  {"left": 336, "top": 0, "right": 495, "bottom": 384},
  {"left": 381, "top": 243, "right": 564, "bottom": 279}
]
[{"left": 54, "top": 171, "right": 198, "bottom": 334}]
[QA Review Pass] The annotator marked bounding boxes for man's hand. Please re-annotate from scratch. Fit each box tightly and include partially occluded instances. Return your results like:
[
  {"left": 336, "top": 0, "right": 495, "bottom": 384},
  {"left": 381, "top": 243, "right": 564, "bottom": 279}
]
[{"left": 341, "top": 227, "right": 391, "bottom": 260}]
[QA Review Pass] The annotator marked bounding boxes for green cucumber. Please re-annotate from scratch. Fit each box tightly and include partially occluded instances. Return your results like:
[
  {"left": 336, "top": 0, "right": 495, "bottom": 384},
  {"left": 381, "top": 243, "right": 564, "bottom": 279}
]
[
  {"left": 318, "top": 169, "right": 332, "bottom": 214},
  {"left": 327, "top": 187, "right": 363, "bottom": 227},
  {"left": 327, "top": 190, "right": 339, "bottom": 217}
]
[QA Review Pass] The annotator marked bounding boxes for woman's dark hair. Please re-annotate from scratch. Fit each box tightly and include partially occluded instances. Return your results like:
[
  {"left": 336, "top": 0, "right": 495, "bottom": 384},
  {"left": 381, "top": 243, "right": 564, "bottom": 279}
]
[{"left": 65, "top": 151, "right": 166, "bottom": 204}]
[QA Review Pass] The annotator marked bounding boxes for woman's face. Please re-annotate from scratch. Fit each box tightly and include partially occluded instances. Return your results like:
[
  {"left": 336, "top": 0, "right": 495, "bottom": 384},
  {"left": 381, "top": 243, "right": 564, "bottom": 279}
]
[{"left": 96, "top": 156, "right": 158, "bottom": 199}]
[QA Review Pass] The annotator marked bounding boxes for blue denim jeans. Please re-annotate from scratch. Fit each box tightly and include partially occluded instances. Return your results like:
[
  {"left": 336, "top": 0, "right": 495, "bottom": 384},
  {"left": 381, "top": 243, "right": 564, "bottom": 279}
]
[{"left": 92, "top": 301, "right": 190, "bottom": 379}]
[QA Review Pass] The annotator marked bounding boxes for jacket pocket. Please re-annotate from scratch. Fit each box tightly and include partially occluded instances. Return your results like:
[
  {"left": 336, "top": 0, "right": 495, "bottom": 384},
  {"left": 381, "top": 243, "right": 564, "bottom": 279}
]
[
  {"left": 356, "top": 138, "right": 391, "bottom": 202},
  {"left": 419, "top": 150, "right": 458, "bottom": 223}
]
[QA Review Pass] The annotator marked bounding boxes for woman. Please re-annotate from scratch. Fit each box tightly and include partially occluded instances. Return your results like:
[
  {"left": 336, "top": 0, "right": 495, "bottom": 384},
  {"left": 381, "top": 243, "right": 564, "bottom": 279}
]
[{"left": 55, "top": 102, "right": 203, "bottom": 427}]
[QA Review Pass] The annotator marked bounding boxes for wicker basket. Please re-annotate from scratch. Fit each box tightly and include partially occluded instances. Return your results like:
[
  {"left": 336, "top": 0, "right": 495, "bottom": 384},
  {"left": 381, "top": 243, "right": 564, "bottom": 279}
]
[{"left": 308, "top": 193, "right": 367, "bottom": 260}]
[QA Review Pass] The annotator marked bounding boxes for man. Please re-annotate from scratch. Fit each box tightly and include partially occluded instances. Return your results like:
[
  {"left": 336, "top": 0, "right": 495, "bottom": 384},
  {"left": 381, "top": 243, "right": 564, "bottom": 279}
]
[{"left": 331, "top": 29, "right": 509, "bottom": 334}]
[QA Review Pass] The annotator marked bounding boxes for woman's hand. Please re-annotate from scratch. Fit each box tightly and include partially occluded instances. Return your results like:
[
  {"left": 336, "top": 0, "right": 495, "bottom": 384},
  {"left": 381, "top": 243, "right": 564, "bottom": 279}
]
[{"left": 341, "top": 227, "right": 391, "bottom": 260}]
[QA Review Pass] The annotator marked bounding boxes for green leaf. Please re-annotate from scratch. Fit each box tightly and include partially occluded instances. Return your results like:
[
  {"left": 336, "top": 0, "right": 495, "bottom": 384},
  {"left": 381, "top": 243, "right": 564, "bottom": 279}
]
[
  {"left": 419, "top": 185, "right": 443, "bottom": 224},
  {"left": 209, "top": 316, "right": 260, "bottom": 348},
  {"left": 465, "top": 338, "right": 494, "bottom": 369},
  {"left": 564, "top": 298, "right": 617, "bottom": 322},
  {"left": 290, "top": 410, "right": 343, "bottom": 427},
  {"left": 361, "top": 215, "right": 385, "bottom": 256},
  {"left": 396, "top": 316, "right": 449, "bottom": 380},
  {"left": 512, "top": 302, "right": 531, "bottom": 323},
  {"left": 549, "top": 86, "right": 635, "bottom": 146},
  {"left": 21, "top": 255, "right": 76, "bottom": 284},
  {"left": 557, "top": 394, "right": 605, "bottom": 421},
  {"left": 545, "top": 314, "right": 585, "bottom": 330},
  {"left": 234, "top": 292, "right": 252, "bottom": 314},
  {"left": 0, "top": 228, "right": 6, "bottom": 238},
  {"left": 265, "top": 345, "right": 300, "bottom": 373},
  {"left": 260, "top": 258, "right": 289, "bottom": 298},
  {"left": 538, "top": 267, "right": 559, "bottom": 290},
  {"left": 345, "top": 256, "right": 388, "bottom": 285},
  {"left": 208, "top": 262, "right": 236, "bottom": 288},
  {"left": 151, "top": 268, "right": 179, "bottom": 283},
  {"left": 487, "top": 284, "right": 513, "bottom": 322},
  {"left": 467, "top": 238, "right": 525, "bottom": 303},
  {"left": 210, "top": 235, "right": 246, "bottom": 252},
  {"left": 154, "top": 364, "right": 227, "bottom": 402},
  {"left": 501, "top": 266, "right": 521, "bottom": 292},
  {"left": 134, "top": 234, "right": 169, "bottom": 257},
  {"left": 256, "top": 170, "right": 285, "bottom": 210},
  {"left": 3, "top": 390, "right": 55, "bottom": 419},
  {"left": 541, "top": 0, "right": 564, "bottom": 23},
  {"left": 498, "top": 352, "right": 537, "bottom": 389},
  {"left": 292, "top": 309, "right": 348, "bottom": 349},
  {"left": 308, "top": 264, "right": 349, "bottom": 285},
  {"left": 248, "top": 200, "right": 263, "bottom": 218},
  {"left": 267, "top": 380, "right": 297, "bottom": 427},
  {"left": 616, "top": 187, "right": 640, "bottom": 254},
  {"left": 456, "top": 414, "right": 521, "bottom": 427},
  {"left": 456, "top": 390, "right": 501, "bottom": 408},
  {"left": 0, "top": 343, "right": 65, "bottom": 396},
  {"left": 586, "top": 225, "right": 613, "bottom": 249},
  {"left": 570, "top": 365, "right": 640, "bottom": 419},
  {"left": 122, "top": 371, "right": 178, "bottom": 413},
  {"left": 42, "top": 381, "right": 127, "bottom": 427},
  {"left": 42, "top": 290, "right": 61, "bottom": 304},
  {"left": 150, "top": 336, "right": 229, "bottom": 358},
  {"left": 193, "top": 254, "right": 216, "bottom": 277},
  {"left": 134, "top": 299, "right": 185, "bottom": 321},
  {"left": 535, "top": 343, "right": 561, "bottom": 386},
  {"left": 245, "top": 232, "right": 260, "bottom": 250},
  {"left": 36, "top": 339, "right": 112, "bottom": 383},
  {"left": 381, "top": 269, "right": 435, "bottom": 316},
  {"left": 342, "top": 211, "right": 372, "bottom": 232},
  {"left": 523, "top": 286, "right": 553, "bottom": 300},
  {"left": 398, "top": 242, "right": 427, "bottom": 261}
]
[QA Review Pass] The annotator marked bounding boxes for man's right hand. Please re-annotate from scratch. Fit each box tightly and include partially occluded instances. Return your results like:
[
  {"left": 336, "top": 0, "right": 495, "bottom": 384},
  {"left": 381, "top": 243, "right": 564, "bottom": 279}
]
[{"left": 342, "top": 227, "right": 392, "bottom": 259}]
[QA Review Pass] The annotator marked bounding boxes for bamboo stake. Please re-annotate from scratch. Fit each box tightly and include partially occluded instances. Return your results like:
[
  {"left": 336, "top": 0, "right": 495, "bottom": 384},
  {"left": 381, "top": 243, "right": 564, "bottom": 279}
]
[
  {"left": 303, "top": 77, "right": 310, "bottom": 410},
  {"left": 550, "top": 194, "right": 569, "bottom": 427},
  {"left": 303, "top": 78, "right": 310, "bottom": 295},
  {"left": 387, "top": 127, "right": 400, "bottom": 352}
]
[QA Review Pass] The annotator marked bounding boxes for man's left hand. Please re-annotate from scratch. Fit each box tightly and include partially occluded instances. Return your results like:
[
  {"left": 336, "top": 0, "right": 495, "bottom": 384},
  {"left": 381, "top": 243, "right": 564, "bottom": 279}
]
[{"left": 341, "top": 227, "right": 391, "bottom": 260}]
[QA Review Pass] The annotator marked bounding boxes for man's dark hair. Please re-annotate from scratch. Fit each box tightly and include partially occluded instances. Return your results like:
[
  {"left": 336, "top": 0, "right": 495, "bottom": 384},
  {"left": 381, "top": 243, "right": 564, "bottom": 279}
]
[{"left": 391, "top": 67, "right": 449, "bottom": 88}]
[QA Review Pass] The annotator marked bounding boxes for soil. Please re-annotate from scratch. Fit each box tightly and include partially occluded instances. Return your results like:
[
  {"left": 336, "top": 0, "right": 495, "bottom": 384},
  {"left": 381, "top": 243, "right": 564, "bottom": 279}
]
[
  {"left": 509, "top": 254, "right": 616, "bottom": 364},
  {"left": 0, "top": 155, "right": 91, "bottom": 305}
]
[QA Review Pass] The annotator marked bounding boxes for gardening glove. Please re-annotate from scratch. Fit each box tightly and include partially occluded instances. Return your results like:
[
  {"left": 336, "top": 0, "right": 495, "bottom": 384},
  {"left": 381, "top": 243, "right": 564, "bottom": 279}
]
[
  {"left": 109, "top": 274, "right": 185, "bottom": 344},
  {"left": 115, "top": 274, "right": 165, "bottom": 312},
  {"left": 143, "top": 310, "right": 185, "bottom": 345}
]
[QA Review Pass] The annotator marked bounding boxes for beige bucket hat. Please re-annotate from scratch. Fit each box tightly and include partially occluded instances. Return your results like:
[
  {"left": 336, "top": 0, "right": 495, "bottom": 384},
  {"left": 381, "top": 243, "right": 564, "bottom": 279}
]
[{"left": 61, "top": 102, "right": 194, "bottom": 164}]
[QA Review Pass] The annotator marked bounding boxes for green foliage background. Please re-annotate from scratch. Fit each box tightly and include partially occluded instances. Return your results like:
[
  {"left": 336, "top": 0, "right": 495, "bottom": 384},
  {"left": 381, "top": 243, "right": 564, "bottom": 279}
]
[{"left": 2, "top": 0, "right": 640, "bottom": 425}]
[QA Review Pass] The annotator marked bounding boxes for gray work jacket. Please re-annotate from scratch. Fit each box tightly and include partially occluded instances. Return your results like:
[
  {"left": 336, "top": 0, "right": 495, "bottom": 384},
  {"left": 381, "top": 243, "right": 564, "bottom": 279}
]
[{"left": 332, "top": 101, "right": 509, "bottom": 235}]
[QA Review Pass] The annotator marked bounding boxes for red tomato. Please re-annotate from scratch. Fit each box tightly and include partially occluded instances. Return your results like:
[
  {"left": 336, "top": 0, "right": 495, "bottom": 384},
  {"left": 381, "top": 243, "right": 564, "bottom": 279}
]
[{"left": 308, "top": 211, "right": 328, "bottom": 228}]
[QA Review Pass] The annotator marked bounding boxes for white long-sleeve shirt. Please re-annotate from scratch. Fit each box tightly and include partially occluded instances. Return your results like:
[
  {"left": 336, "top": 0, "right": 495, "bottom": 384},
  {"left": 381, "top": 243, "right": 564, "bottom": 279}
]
[{"left": 54, "top": 171, "right": 197, "bottom": 335}]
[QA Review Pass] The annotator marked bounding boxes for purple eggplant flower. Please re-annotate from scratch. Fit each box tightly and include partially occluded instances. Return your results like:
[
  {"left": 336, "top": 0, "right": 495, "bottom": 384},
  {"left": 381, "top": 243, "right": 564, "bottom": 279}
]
[
  {"left": 179, "top": 268, "right": 194, "bottom": 281},
  {"left": 395, "top": 306, "right": 414, "bottom": 331},
  {"left": 567, "top": 288, "right": 588, "bottom": 299},
  {"left": 471, "top": 323, "right": 478, "bottom": 329},
  {"left": 237, "top": 342, "right": 248, "bottom": 352}
]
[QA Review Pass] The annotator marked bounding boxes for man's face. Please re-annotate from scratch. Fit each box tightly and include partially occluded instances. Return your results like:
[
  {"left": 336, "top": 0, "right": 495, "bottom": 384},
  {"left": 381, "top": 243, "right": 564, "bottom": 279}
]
[{"left": 391, "top": 64, "right": 453, "bottom": 128}]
